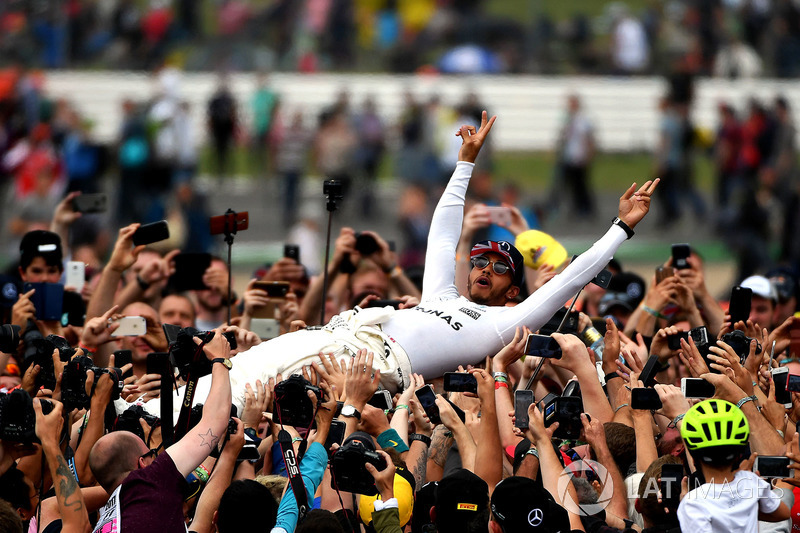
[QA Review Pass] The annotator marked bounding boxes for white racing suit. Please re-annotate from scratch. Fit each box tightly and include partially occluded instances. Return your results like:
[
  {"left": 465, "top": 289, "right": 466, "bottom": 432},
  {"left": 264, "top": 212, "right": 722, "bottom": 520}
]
[{"left": 147, "top": 162, "right": 628, "bottom": 419}]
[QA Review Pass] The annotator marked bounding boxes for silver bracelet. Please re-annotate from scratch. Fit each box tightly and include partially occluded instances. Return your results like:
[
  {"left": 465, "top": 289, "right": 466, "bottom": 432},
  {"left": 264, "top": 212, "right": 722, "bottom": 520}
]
[
  {"left": 493, "top": 372, "right": 509, "bottom": 381},
  {"left": 614, "top": 403, "right": 629, "bottom": 413},
  {"left": 668, "top": 413, "right": 685, "bottom": 429},
  {"left": 736, "top": 395, "right": 757, "bottom": 409}
]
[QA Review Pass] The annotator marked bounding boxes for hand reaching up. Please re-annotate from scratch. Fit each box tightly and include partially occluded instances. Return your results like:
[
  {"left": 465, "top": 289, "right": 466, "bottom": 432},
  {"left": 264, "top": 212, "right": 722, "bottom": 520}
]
[{"left": 617, "top": 179, "right": 659, "bottom": 229}]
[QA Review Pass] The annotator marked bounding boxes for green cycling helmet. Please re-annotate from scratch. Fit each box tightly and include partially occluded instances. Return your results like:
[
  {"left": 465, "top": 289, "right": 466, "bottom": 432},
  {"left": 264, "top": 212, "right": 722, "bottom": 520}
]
[{"left": 680, "top": 399, "right": 749, "bottom": 450}]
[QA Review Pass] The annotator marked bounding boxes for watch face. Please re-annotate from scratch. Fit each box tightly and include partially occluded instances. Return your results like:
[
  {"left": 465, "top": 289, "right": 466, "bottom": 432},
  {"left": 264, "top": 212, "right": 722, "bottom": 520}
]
[{"left": 342, "top": 405, "right": 354, "bottom": 416}]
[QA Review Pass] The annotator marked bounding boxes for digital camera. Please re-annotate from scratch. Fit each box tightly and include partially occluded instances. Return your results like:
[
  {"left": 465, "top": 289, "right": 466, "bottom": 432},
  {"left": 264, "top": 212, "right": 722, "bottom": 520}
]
[
  {"left": 113, "top": 405, "right": 160, "bottom": 442},
  {"left": 167, "top": 326, "right": 236, "bottom": 379},
  {"left": 330, "top": 431, "right": 387, "bottom": 495},
  {"left": 272, "top": 375, "right": 321, "bottom": 429},
  {"left": 720, "top": 330, "right": 762, "bottom": 364},
  {"left": 0, "top": 389, "right": 53, "bottom": 444}
]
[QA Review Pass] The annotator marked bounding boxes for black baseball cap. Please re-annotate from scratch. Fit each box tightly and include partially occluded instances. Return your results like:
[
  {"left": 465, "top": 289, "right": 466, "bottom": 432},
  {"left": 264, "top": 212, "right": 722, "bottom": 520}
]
[
  {"left": 491, "top": 476, "right": 570, "bottom": 533},
  {"left": 470, "top": 240, "right": 525, "bottom": 288},
  {"left": 19, "top": 230, "right": 63, "bottom": 271},
  {"left": 434, "top": 469, "right": 489, "bottom": 528}
]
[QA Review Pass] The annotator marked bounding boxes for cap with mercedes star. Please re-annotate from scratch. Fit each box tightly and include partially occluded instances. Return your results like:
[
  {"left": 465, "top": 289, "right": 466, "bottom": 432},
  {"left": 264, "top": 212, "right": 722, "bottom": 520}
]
[
  {"left": 470, "top": 240, "right": 525, "bottom": 287},
  {"left": 491, "top": 476, "right": 571, "bottom": 532}
]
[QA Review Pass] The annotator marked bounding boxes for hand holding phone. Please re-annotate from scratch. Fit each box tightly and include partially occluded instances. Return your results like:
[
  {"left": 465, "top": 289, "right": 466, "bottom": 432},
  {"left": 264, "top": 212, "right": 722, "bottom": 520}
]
[
  {"left": 514, "top": 389, "right": 534, "bottom": 429},
  {"left": 525, "top": 334, "right": 562, "bottom": 358},
  {"left": 443, "top": 372, "right": 478, "bottom": 394},
  {"left": 111, "top": 316, "right": 147, "bottom": 337},
  {"left": 671, "top": 243, "right": 691, "bottom": 270},
  {"left": 630, "top": 388, "right": 663, "bottom": 410},
  {"left": 728, "top": 286, "right": 752, "bottom": 325},
  {"left": 132, "top": 220, "right": 170, "bottom": 246},
  {"left": 486, "top": 206, "right": 512, "bottom": 227}
]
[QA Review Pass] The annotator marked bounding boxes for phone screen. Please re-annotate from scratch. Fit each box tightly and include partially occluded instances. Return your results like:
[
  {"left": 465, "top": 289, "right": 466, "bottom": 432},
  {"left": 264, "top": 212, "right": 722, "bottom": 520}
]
[
  {"left": 667, "top": 332, "right": 689, "bottom": 351},
  {"left": 639, "top": 355, "right": 662, "bottom": 388},
  {"left": 525, "top": 334, "right": 562, "bottom": 358},
  {"left": 284, "top": 244, "right": 300, "bottom": 263},
  {"left": 170, "top": 253, "right": 211, "bottom": 292},
  {"left": 773, "top": 369, "right": 792, "bottom": 406},
  {"left": 631, "top": 388, "right": 663, "bottom": 410},
  {"left": 787, "top": 374, "right": 800, "bottom": 393},
  {"left": 325, "top": 420, "right": 346, "bottom": 449},
  {"left": 415, "top": 386, "right": 440, "bottom": 425},
  {"left": 756, "top": 456, "right": 790, "bottom": 478},
  {"left": 671, "top": 243, "right": 691, "bottom": 269},
  {"left": 681, "top": 378, "right": 715, "bottom": 399},
  {"left": 114, "top": 350, "right": 134, "bottom": 379},
  {"left": 729, "top": 286, "right": 753, "bottom": 325},
  {"left": 368, "top": 390, "right": 393, "bottom": 411},
  {"left": 72, "top": 193, "right": 107, "bottom": 214},
  {"left": 443, "top": 372, "right": 478, "bottom": 394},
  {"left": 514, "top": 389, "right": 534, "bottom": 429}
]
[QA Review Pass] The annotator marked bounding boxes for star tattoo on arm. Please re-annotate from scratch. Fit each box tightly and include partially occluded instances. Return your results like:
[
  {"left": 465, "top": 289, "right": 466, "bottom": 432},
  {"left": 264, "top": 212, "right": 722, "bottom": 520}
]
[{"left": 198, "top": 428, "right": 220, "bottom": 451}]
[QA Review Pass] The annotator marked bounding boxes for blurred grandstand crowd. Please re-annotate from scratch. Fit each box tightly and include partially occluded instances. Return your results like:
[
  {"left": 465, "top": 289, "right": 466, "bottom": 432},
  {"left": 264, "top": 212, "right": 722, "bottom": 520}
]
[{"left": 2, "top": 0, "right": 800, "bottom": 76}]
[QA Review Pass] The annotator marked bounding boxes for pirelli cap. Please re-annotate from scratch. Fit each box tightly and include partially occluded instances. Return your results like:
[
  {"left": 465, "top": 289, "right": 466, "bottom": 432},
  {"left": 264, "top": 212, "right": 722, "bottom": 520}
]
[
  {"left": 434, "top": 469, "right": 489, "bottom": 527},
  {"left": 514, "top": 229, "right": 568, "bottom": 271}
]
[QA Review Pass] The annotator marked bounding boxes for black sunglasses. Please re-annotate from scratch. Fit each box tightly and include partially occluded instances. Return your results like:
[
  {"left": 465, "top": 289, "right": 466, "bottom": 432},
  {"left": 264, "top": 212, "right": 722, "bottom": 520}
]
[{"left": 470, "top": 256, "right": 511, "bottom": 275}]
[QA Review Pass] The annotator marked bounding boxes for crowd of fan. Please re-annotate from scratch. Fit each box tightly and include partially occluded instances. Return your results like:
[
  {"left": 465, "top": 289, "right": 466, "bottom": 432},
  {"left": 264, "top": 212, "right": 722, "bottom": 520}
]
[
  {"left": 4, "top": 0, "right": 800, "bottom": 77},
  {"left": 0, "top": 156, "right": 798, "bottom": 533}
]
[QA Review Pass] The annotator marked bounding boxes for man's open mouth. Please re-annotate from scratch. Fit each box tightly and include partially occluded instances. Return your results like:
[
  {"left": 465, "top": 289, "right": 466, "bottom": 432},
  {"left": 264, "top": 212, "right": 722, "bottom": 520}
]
[{"left": 476, "top": 276, "right": 491, "bottom": 287}]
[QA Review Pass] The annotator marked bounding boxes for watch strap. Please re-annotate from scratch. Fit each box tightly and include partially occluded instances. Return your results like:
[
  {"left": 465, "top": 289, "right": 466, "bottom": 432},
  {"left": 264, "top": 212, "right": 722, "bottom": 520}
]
[
  {"left": 211, "top": 358, "right": 231, "bottom": 369},
  {"left": 409, "top": 433, "right": 432, "bottom": 446},
  {"left": 612, "top": 217, "right": 635, "bottom": 239}
]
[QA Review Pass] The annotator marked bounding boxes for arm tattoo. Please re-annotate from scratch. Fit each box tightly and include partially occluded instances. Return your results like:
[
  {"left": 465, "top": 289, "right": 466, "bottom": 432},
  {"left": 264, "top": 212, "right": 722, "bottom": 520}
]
[
  {"left": 55, "top": 456, "right": 84, "bottom": 512},
  {"left": 429, "top": 429, "right": 453, "bottom": 468},
  {"left": 198, "top": 428, "right": 221, "bottom": 451},
  {"left": 413, "top": 447, "right": 429, "bottom": 492}
]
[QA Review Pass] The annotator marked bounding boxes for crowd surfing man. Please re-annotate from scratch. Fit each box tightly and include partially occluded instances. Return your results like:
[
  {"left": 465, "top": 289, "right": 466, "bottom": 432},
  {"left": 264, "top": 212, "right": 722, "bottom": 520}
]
[{"left": 157, "top": 112, "right": 659, "bottom": 416}]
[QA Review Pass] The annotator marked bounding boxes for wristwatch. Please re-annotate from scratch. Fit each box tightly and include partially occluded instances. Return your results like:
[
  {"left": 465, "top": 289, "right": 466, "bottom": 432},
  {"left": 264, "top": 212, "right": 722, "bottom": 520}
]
[
  {"left": 341, "top": 404, "right": 361, "bottom": 420},
  {"left": 212, "top": 358, "right": 232, "bottom": 370},
  {"left": 612, "top": 217, "right": 635, "bottom": 240}
]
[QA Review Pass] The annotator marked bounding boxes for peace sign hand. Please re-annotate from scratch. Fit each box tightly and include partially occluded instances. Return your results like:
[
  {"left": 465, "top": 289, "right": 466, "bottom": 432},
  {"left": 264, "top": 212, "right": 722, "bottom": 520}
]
[
  {"left": 618, "top": 179, "right": 660, "bottom": 229},
  {"left": 457, "top": 110, "right": 497, "bottom": 164}
]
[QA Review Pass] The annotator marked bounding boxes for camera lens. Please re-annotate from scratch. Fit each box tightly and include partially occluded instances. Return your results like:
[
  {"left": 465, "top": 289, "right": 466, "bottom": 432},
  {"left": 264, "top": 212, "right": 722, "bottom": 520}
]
[{"left": 0, "top": 324, "right": 21, "bottom": 353}]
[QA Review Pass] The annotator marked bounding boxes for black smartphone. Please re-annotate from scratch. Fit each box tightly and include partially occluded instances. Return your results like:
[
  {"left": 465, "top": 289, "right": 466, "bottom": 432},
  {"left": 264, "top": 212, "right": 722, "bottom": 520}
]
[
  {"left": 671, "top": 243, "right": 691, "bottom": 270},
  {"left": 284, "top": 244, "right": 300, "bottom": 264},
  {"left": 755, "top": 456, "right": 791, "bottom": 479},
  {"left": 631, "top": 388, "right": 663, "bottom": 410},
  {"left": 132, "top": 220, "right": 170, "bottom": 246},
  {"left": 415, "top": 385, "right": 440, "bottom": 425},
  {"left": 146, "top": 352, "right": 170, "bottom": 376},
  {"left": 660, "top": 464, "right": 683, "bottom": 504},
  {"left": 667, "top": 331, "right": 689, "bottom": 351},
  {"left": 253, "top": 281, "right": 290, "bottom": 298},
  {"left": 525, "top": 334, "right": 562, "bottom": 358},
  {"left": 114, "top": 350, "right": 134, "bottom": 380},
  {"left": 325, "top": 420, "right": 346, "bottom": 450},
  {"left": 170, "top": 253, "right": 212, "bottom": 291},
  {"left": 772, "top": 368, "right": 792, "bottom": 407},
  {"left": 368, "top": 390, "right": 393, "bottom": 411},
  {"left": 681, "top": 378, "right": 715, "bottom": 399},
  {"left": 366, "top": 299, "right": 403, "bottom": 310},
  {"left": 729, "top": 286, "right": 753, "bottom": 325},
  {"left": 639, "top": 355, "right": 662, "bottom": 388},
  {"left": 72, "top": 193, "right": 107, "bottom": 214},
  {"left": 787, "top": 374, "right": 800, "bottom": 393},
  {"left": 62, "top": 290, "right": 86, "bottom": 327},
  {"left": 23, "top": 282, "right": 64, "bottom": 322},
  {"left": 690, "top": 326, "right": 709, "bottom": 346},
  {"left": 443, "top": 372, "right": 478, "bottom": 394},
  {"left": 514, "top": 389, "right": 534, "bottom": 429}
]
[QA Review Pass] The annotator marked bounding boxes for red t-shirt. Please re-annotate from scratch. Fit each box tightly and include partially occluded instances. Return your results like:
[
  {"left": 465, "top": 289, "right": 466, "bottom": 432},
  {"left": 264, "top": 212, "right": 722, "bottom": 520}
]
[{"left": 119, "top": 452, "right": 188, "bottom": 533}]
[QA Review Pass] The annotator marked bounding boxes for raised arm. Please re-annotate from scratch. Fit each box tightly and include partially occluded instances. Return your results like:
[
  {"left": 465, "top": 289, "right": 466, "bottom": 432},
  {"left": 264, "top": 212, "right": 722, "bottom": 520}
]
[{"left": 422, "top": 112, "right": 496, "bottom": 299}]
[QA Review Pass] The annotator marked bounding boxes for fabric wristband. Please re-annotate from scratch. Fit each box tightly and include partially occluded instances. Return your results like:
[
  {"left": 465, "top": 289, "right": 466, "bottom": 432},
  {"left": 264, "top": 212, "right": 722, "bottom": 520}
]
[
  {"left": 642, "top": 305, "right": 667, "bottom": 319},
  {"left": 604, "top": 372, "right": 621, "bottom": 383},
  {"left": 377, "top": 428, "right": 410, "bottom": 453},
  {"left": 409, "top": 433, "right": 432, "bottom": 447},
  {"left": 495, "top": 381, "right": 509, "bottom": 390}
]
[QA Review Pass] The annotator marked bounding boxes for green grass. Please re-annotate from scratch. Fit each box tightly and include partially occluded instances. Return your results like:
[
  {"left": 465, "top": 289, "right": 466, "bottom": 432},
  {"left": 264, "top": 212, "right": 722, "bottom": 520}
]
[{"left": 485, "top": 0, "right": 651, "bottom": 23}]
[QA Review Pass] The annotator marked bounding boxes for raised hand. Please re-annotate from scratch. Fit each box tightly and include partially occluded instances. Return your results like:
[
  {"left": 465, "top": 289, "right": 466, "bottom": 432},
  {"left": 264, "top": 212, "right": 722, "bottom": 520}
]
[
  {"left": 457, "top": 111, "right": 497, "bottom": 163},
  {"left": 617, "top": 179, "right": 659, "bottom": 229}
]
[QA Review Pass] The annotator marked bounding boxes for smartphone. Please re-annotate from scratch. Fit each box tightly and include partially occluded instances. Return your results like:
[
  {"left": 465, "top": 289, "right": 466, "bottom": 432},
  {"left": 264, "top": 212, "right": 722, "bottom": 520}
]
[
  {"left": 729, "top": 286, "right": 753, "bottom": 325},
  {"left": 667, "top": 331, "right": 689, "bottom": 351},
  {"left": 66, "top": 261, "right": 86, "bottom": 292},
  {"left": 145, "top": 352, "right": 170, "bottom": 376},
  {"left": 114, "top": 350, "right": 134, "bottom": 380},
  {"left": 486, "top": 206, "right": 512, "bottom": 227},
  {"left": 639, "top": 355, "right": 662, "bottom": 388},
  {"left": 132, "top": 220, "right": 170, "bottom": 246},
  {"left": 62, "top": 291, "right": 85, "bottom": 326},
  {"left": 209, "top": 211, "right": 249, "bottom": 235},
  {"left": 443, "top": 372, "right": 478, "bottom": 394},
  {"left": 366, "top": 299, "right": 403, "bottom": 310},
  {"left": 656, "top": 266, "right": 675, "bottom": 284},
  {"left": 514, "top": 389, "right": 534, "bottom": 429},
  {"left": 368, "top": 390, "right": 393, "bottom": 411},
  {"left": 525, "top": 334, "right": 562, "bottom": 358},
  {"left": 690, "top": 326, "right": 709, "bottom": 347},
  {"left": 170, "top": 253, "right": 212, "bottom": 291},
  {"left": 415, "top": 385, "right": 441, "bottom": 425},
  {"left": 772, "top": 367, "right": 792, "bottom": 407},
  {"left": 660, "top": 463, "right": 683, "bottom": 504},
  {"left": 72, "top": 193, "right": 107, "bottom": 214},
  {"left": 354, "top": 233, "right": 379, "bottom": 256},
  {"left": 325, "top": 420, "right": 346, "bottom": 450},
  {"left": 788, "top": 374, "right": 800, "bottom": 393},
  {"left": 111, "top": 316, "right": 147, "bottom": 337},
  {"left": 591, "top": 268, "right": 613, "bottom": 289},
  {"left": 671, "top": 243, "right": 691, "bottom": 270},
  {"left": 249, "top": 318, "right": 280, "bottom": 340},
  {"left": 23, "top": 282, "right": 64, "bottom": 322},
  {"left": 631, "top": 388, "right": 663, "bottom": 410},
  {"left": 755, "top": 456, "right": 791, "bottom": 479},
  {"left": 681, "top": 378, "right": 715, "bottom": 399},
  {"left": 253, "top": 281, "right": 290, "bottom": 299},
  {"left": 284, "top": 244, "right": 300, "bottom": 264}
]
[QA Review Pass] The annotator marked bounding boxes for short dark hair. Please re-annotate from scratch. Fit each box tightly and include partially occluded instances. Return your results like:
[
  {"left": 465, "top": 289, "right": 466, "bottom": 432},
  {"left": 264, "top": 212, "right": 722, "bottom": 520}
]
[
  {"left": 603, "top": 422, "right": 636, "bottom": 475},
  {"left": 637, "top": 456, "right": 683, "bottom": 525},
  {"left": 217, "top": 480, "right": 278, "bottom": 533},
  {"left": 19, "top": 230, "right": 63, "bottom": 271},
  {"left": 0, "top": 467, "right": 30, "bottom": 511},
  {"left": 0, "top": 499, "right": 22, "bottom": 533},
  {"left": 295, "top": 509, "right": 346, "bottom": 533}
]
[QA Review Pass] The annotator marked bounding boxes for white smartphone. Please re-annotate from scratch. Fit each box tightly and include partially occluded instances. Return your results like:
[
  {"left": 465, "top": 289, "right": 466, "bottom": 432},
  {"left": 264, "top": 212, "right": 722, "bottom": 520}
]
[
  {"left": 250, "top": 318, "right": 280, "bottom": 340},
  {"left": 66, "top": 261, "right": 85, "bottom": 292},
  {"left": 111, "top": 316, "right": 147, "bottom": 337},
  {"left": 771, "top": 367, "right": 792, "bottom": 408},
  {"left": 486, "top": 206, "right": 512, "bottom": 227},
  {"left": 681, "top": 378, "right": 715, "bottom": 399}
]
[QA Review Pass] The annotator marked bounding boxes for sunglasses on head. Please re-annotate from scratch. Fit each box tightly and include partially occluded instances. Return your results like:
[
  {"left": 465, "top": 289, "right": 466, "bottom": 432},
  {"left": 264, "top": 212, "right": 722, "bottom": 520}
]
[{"left": 470, "top": 256, "right": 511, "bottom": 275}]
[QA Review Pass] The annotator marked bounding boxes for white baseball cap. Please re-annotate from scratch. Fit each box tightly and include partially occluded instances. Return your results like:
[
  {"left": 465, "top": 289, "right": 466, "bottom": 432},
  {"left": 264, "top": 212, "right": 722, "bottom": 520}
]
[{"left": 740, "top": 275, "right": 778, "bottom": 302}]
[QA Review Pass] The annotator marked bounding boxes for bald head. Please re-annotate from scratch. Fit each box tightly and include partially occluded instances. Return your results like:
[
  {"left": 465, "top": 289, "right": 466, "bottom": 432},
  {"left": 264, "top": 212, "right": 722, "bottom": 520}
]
[{"left": 90, "top": 432, "right": 148, "bottom": 491}]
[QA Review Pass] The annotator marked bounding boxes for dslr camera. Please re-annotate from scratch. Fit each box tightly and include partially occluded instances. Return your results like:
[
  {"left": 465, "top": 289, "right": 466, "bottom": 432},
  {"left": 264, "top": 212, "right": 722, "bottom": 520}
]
[
  {"left": 62, "top": 356, "right": 124, "bottom": 411},
  {"left": 720, "top": 330, "right": 762, "bottom": 364},
  {"left": 0, "top": 324, "right": 20, "bottom": 354},
  {"left": 544, "top": 396, "right": 583, "bottom": 440},
  {"left": 166, "top": 325, "right": 236, "bottom": 379},
  {"left": 330, "top": 431, "right": 387, "bottom": 495},
  {"left": 272, "top": 375, "right": 321, "bottom": 428},
  {"left": 20, "top": 331, "right": 76, "bottom": 391},
  {"left": 113, "top": 405, "right": 160, "bottom": 442},
  {"left": 0, "top": 389, "right": 53, "bottom": 444}
]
